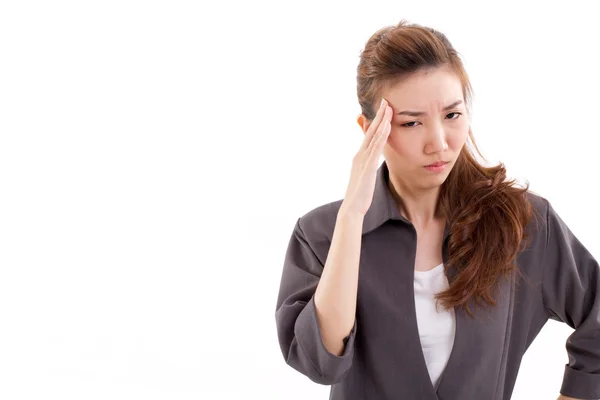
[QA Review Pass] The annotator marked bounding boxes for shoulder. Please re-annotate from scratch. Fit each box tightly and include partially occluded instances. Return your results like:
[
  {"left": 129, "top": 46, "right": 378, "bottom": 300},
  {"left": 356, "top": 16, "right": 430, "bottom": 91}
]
[
  {"left": 525, "top": 190, "right": 550, "bottom": 221},
  {"left": 524, "top": 190, "right": 547, "bottom": 210},
  {"left": 523, "top": 190, "right": 552, "bottom": 246},
  {"left": 296, "top": 199, "right": 344, "bottom": 245}
]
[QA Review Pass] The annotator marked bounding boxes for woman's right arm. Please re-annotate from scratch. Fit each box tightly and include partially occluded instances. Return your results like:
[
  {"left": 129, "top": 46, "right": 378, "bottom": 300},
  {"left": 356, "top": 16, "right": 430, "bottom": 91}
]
[
  {"left": 314, "top": 98, "right": 394, "bottom": 358},
  {"left": 314, "top": 209, "right": 365, "bottom": 357},
  {"left": 274, "top": 214, "right": 363, "bottom": 385},
  {"left": 275, "top": 98, "right": 393, "bottom": 384}
]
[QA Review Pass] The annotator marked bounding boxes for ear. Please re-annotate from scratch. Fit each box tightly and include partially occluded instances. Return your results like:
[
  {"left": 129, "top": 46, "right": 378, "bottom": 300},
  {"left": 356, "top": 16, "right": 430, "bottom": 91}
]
[{"left": 356, "top": 114, "right": 371, "bottom": 135}]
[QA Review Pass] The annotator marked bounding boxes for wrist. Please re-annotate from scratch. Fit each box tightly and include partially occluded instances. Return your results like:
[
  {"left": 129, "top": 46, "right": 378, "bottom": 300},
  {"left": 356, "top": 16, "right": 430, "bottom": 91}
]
[{"left": 337, "top": 207, "right": 366, "bottom": 224}]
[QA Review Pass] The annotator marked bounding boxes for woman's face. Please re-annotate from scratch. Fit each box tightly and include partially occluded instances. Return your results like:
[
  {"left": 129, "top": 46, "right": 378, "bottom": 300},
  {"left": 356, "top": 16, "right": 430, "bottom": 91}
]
[{"left": 359, "top": 67, "right": 470, "bottom": 191}]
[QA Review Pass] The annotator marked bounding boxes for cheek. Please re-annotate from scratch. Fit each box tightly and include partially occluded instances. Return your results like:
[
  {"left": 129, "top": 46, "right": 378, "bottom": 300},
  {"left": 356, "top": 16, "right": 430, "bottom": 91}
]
[
  {"left": 386, "top": 130, "right": 414, "bottom": 155},
  {"left": 448, "top": 122, "right": 469, "bottom": 148}
]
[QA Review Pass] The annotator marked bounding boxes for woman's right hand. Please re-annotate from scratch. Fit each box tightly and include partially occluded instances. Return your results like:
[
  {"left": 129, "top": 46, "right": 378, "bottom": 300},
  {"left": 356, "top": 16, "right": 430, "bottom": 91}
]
[{"left": 341, "top": 98, "right": 393, "bottom": 217}]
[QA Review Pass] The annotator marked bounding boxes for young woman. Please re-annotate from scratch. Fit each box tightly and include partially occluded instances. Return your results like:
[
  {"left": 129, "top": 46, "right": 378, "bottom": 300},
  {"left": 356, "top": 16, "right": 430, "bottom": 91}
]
[{"left": 275, "top": 20, "right": 599, "bottom": 400}]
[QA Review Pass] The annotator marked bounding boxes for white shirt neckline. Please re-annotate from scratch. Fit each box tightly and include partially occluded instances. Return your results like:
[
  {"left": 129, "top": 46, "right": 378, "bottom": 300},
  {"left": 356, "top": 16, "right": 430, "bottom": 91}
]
[{"left": 414, "top": 262, "right": 444, "bottom": 276}]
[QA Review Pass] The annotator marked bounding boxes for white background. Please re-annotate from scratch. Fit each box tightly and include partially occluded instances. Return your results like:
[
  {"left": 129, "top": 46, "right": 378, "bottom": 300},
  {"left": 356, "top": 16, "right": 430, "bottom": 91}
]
[{"left": 1, "top": 0, "right": 599, "bottom": 399}]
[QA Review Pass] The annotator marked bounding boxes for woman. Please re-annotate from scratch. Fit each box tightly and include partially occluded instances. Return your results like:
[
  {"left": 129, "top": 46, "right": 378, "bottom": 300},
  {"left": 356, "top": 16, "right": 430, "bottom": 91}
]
[{"left": 274, "top": 20, "right": 599, "bottom": 400}]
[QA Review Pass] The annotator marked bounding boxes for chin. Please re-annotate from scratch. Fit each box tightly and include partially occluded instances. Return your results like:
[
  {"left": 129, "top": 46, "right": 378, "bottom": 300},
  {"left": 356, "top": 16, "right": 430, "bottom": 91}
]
[
  {"left": 419, "top": 176, "right": 447, "bottom": 188},
  {"left": 425, "top": 171, "right": 451, "bottom": 187}
]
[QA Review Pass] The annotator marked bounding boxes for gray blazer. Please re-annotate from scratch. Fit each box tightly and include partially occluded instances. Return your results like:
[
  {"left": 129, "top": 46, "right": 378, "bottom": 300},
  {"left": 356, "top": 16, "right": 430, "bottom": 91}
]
[{"left": 275, "top": 161, "right": 600, "bottom": 400}]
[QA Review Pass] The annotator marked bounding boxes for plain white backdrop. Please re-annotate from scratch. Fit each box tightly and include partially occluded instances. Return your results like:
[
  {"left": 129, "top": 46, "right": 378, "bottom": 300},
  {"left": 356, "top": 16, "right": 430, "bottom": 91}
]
[{"left": 1, "top": 0, "right": 599, "bottom": 399}]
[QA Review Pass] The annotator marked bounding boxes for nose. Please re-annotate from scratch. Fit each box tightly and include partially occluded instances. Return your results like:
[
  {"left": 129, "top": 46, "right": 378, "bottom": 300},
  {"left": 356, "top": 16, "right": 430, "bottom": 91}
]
[{"left": 425, "top": 123, "right": 449, "bottom": 154}]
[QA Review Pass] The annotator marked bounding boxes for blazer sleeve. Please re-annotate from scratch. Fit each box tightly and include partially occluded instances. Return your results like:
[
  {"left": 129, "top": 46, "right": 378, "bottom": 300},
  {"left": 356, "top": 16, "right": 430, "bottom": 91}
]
[
  {"left": 541, "top": 199, "right": 600, "bottom": 399},
  {"left": 275, "top": 217, "right": 358, "bottom": 385}
]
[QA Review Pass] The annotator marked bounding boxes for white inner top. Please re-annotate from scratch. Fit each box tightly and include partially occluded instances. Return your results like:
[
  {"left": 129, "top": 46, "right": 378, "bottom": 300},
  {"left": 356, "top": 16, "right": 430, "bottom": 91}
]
[{"left": 413, "top": 262, "right": 456, "bottom": 390}]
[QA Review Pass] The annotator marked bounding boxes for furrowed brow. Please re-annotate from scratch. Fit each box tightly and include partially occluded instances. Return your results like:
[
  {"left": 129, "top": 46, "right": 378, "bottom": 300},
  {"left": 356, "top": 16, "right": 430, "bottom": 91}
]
[{"left": 396, "top": 100, "right": 463, "bottom": 117}]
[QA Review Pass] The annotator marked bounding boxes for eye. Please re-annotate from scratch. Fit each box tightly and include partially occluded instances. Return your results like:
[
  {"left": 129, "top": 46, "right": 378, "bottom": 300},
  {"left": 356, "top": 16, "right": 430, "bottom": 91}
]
[
  {"left": 400, "top": 112, "right": 463, "bottom": 128},
  {"left": 401, "top": 121, "right": 421, "bottom": 128}
]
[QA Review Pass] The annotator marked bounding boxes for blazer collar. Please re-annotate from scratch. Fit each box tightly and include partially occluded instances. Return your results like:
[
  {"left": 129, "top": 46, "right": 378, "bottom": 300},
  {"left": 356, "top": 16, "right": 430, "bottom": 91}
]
[{"left": 361, "top": 160, "right": 450, "bottom": 242}]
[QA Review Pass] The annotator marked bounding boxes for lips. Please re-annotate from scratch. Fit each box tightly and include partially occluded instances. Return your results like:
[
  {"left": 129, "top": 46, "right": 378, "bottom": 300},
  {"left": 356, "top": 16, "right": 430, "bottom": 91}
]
[{"left": 425, "top": 161, "right": 448, "bottom": 167}]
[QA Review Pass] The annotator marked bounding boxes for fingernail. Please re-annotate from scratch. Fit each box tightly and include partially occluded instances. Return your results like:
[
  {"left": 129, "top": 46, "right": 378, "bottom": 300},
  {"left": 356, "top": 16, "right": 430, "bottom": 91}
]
[{"left": 380, "top": 98, "right": 385, "bottom": 109}]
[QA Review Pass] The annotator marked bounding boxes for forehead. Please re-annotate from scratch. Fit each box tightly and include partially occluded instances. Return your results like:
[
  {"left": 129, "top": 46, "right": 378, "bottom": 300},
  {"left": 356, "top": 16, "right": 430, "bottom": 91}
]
[{"left": 381, "top": 67, "right": 464, "bottom": 109}]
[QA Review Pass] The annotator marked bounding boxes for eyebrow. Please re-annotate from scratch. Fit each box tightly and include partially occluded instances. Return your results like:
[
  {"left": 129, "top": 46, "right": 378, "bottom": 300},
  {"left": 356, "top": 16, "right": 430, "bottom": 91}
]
[{"left": 396, "top": 100, "right": 463, "bottom": 117}]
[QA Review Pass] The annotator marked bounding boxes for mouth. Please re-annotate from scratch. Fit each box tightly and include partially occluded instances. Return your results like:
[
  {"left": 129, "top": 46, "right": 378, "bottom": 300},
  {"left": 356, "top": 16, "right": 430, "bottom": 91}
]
[
  {"left": 425, "top": 161, "right": 449, "bottom": 167},
  {"left": 424, "top": 161, "right": 449, "bottom": 173}
]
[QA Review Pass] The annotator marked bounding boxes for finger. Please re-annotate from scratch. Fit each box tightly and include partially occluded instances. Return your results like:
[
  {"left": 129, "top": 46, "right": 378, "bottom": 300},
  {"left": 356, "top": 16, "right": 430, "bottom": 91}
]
[
  {"left": 367, "top": 105, "right": 391, "bottom": 149},
  {"left": 368, "top": 119, "right": 390, "bottom": 161},
  {"left": 361, "top": 99, "right": 388, "bottom": 150},
  {"left": 362, "top": 100, "right": 387, "bottom": 149},
  {"left": 365, "top": 105, "right": 392, "bottom": 152}
]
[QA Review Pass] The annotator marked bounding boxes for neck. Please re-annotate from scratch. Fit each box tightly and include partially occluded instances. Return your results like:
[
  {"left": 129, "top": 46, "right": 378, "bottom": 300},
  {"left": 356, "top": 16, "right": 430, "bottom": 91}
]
[{"left": 387, "top": 173, "right": 444, "bottom": 226}]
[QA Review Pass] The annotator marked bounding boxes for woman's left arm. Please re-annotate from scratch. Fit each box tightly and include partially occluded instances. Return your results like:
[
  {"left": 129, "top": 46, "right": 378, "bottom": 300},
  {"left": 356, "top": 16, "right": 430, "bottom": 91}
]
[{"left": 541, "top": 198, "right": 600, "bottom": 400}]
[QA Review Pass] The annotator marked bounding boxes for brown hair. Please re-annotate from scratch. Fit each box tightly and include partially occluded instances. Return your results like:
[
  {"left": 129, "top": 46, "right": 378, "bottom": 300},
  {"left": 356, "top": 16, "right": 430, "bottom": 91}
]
[{"left": 357, "top": 20, "right": 542, "bottom": 318}]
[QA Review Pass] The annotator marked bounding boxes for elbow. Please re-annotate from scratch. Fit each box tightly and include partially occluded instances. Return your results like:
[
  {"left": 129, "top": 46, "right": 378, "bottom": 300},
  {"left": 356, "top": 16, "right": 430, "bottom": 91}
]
[
  {"left": 278, "top": 335, "right": 354, "bottom": 385},
  {"left": 276, "top": 298, "right": 357, "bottom": 385},
  {"left": 285, "top": 345, "right": 353, "bottom": 385}
]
